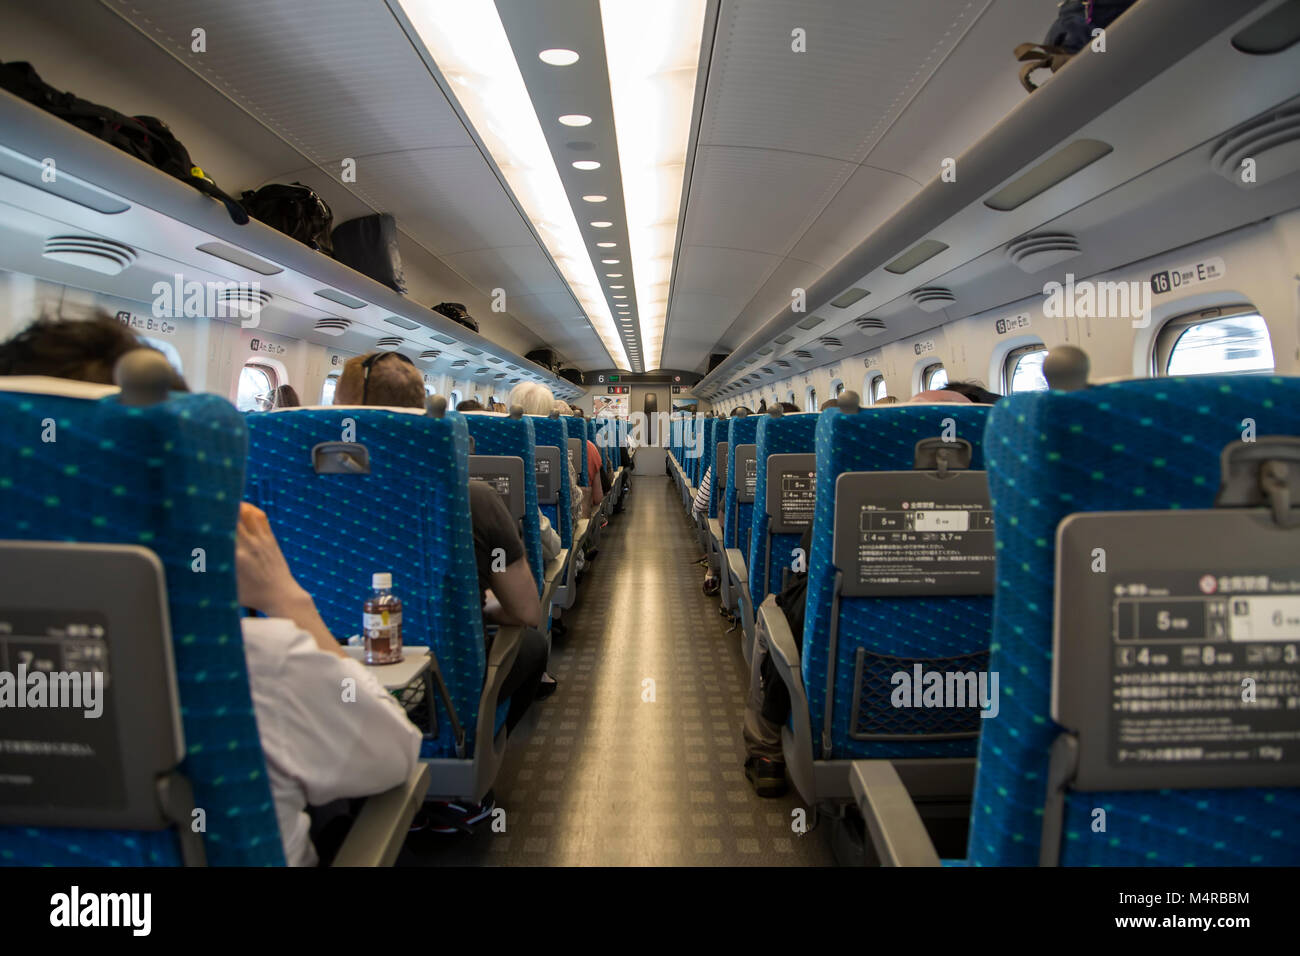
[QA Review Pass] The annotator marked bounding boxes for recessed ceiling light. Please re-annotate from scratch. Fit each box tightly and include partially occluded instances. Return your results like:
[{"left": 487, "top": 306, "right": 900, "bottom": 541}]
[
  {"left": 610, "top": 284, "right": 625, "bottom": 289},
  {"left": 591, "top": 221, "right": 613, "bottom": 228},
  {"left": 559, "top": 114, "right": 592, "bottom": 126},
  {"left": 606, "top": 272, "right": 623, "bottom": 277},
  {"left": 583, "top": 195, "right": 607, "bottom": 203},
  {"left": 573, "top": 160, "right": 601, "bottom": 171},
  {"left": 596, "top": 241, "right": 616, "bottom": 248},
  {"left": 539, "top": 49, "right": 580, "bottom": 66},
  {"left": 601, "top": 258, "right": 620, "bottom": 264},
  {"left": 613, "top": 294, "right": 627, "bottom": 299}
]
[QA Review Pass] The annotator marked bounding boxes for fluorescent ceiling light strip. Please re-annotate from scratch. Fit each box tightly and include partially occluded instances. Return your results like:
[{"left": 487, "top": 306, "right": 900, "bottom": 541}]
[
  {"left": 601, "top": 0, "right": 706, "bottom": 369},
  {"left": 398, "top": 0, "right": 629, "bottom": 369}
]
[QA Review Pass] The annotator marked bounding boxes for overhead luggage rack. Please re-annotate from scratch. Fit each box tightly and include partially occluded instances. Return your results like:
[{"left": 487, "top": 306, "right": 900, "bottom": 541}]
[{"left": 0, "top": 87, "right": 584, "bottom": 401}]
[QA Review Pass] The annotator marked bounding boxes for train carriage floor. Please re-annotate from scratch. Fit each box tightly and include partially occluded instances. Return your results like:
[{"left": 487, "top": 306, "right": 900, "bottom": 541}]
[{"left": 399, "top": 473, "right": 835, "bottom": 866}]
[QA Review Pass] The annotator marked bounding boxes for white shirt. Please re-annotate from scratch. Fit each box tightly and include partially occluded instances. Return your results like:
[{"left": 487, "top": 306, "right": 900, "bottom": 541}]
[{"left": 241, "top": 617, "right": 423, "bottom": 866}]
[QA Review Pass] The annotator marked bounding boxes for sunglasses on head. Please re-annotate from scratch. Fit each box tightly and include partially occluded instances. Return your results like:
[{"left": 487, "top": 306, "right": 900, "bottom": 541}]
[{"left": 360, "top": 351, "right": 414, "bottom": 405}]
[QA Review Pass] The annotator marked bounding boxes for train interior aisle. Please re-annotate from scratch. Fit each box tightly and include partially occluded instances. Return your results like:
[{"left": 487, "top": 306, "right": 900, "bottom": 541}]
[
  {"left": 404, "top": 474, "right": 835, "bottom": 866},
  {"left": 1, "top": 0, "right": 1300, "bottom": 905}
]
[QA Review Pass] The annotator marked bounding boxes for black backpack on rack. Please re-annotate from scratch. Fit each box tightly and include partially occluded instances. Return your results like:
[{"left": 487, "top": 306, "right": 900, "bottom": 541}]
[
  {"left": 239, "top": 183, "right": 335, "bottom": 254},
  {"left": 0, "top": 60, "right": 249, "bottom": 224},
  {"left": 432, "top": 302, "right": 479, "bottom": 334}
]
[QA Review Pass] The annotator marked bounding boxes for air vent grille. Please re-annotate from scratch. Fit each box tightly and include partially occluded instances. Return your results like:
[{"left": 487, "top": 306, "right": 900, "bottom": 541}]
[
  {"left": 42, "top": 235, "right": 137, "bottom": 276},
  {"left": 474, "top": 367, "right": 491, "bottom": 375},
  {"left": 854, "top": 316, "right": 886, "bottom": 334},
  {"left": 375, "top": 336, "right": 404, "bottom": 349},
  {"left": 792, "top": 350, "right": 813, "bottom": 361},
  {"left": 450, "top": 359, "right": 470, "bottom": 369},
  {"left": 1211, "top": 105, "right": 1300, "bottom": 188},
  {"left": 759, "top": 366, "right": 774, "bottom": 376},
  {"left": 419, "top": 349, "right": 441, "bottom": 361},
  {"left": 1005, "top": 233, "right": 1083, "bottom": 274},
  {"left": 909, "top": 287, "right": 956, "bottom": 313},
  {"left": 314, "top": 317, "right": 351, "bottom": 337},
  {"left": 819, "top": 337, "right": 844, "bottom": 351},
  {"left": 775, "top": 360, "right": 792, "bottom": 369}
]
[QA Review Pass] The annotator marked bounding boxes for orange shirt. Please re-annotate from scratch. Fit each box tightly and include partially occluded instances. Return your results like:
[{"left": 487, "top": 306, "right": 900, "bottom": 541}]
[{"left": 586, "top": 440, "right": 604, "bottom": 507}]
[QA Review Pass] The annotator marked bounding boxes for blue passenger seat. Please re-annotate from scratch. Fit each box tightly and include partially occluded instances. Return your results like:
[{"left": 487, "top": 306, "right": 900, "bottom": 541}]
[
  {"left": 244, "top": 402, "right": 513, "bottom": 802},
  {"left": 0, "top": 376, "right": 284, "bottom": 865}
]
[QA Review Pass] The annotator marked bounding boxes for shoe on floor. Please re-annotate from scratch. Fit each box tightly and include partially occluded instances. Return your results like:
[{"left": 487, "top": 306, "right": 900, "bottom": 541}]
[
  {"left": 744, "top": 756, "right": 789, "bottom": 798},
  {"left": 536, "top": 672, "right": 558, "bottom": 701},
  {"left": 702, "top": 577, "right": 720, "bottom": 596},
  {"left": 412, "top": 790, "right": 496, "bottom": 834}
]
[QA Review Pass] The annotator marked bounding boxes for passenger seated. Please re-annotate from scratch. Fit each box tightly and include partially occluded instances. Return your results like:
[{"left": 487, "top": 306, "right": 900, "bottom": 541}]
[
  {"left": 909, "top": 388, "right": 972, "bottom": 403},
  {"left": 875, "top": 395, "right": 900, "bottom": 406},
  {"left": 941, "top": 379, "right": 1003, "bottom": 404},
  {"left": 694, "top": 406, "right": 752, "bottom": 596},
  {"left": 456, "top": 398, "right": 484, "bottom": 411},
  {"left": 0, "top": 315, "right": 423, "bottom": 866},
  {"left": 334, "top": 356, "right": 561, "bottom": 561},
  {"left": 272, "top": 383, "right": 301, "bottom": 408},
  {"left": 742, "top": 525, "right": 813, "bottom": 797}
]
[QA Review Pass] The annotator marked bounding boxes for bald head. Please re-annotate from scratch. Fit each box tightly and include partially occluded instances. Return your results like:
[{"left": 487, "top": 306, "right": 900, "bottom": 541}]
[{"left": 334, "top": 352, "right": 424, "bottom": 408}]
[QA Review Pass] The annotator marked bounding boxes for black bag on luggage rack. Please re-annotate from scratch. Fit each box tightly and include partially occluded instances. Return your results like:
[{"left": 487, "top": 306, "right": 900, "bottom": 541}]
[
  {"left": 1014, "top": 0, "right": 1138, "bottom": 92},
  {"left": 0, "top": 60, "right": 249, "bottom": 224},
  {"left": 331, "top": 213, "right": 407, "bottom": 294},
  {"left": 432, "top": 302, "right": 479, "bottom": 334},
  {"left": 240, "top": 183, "right": 334, "bottom": 254},
  {"left": 526, "top": 349, "right": 559, "bottom": 374}
]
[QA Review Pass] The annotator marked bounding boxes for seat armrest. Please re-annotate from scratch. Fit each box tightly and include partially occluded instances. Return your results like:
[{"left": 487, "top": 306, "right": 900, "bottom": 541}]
[
  {"left": 331, "top": 763, "right": 432, "bottom": 867},
  {"left": 849, "top": 761, "right": 942, "bottom": 867},
  {"left": 759, "top": 595, "right": 816, "bottom": 802},
  {"left": 541, "top": 549, "right": 567, "bottom": 609}
]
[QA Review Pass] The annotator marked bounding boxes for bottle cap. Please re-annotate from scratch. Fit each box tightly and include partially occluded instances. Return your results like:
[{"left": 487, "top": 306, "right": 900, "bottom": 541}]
[{"left": 372, "top": 572, "right": 392, "bottom": 590}]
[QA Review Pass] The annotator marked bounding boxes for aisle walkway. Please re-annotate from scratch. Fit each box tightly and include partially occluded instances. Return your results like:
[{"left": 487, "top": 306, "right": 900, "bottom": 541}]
[{"left": 401, "top": 473, "right": 834, "bottom": 865}]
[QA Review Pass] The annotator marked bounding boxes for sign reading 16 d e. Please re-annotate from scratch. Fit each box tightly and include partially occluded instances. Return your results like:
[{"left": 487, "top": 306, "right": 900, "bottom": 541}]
[{"left": 1150, "top": 257, "right": 1226, "bottom": 295}]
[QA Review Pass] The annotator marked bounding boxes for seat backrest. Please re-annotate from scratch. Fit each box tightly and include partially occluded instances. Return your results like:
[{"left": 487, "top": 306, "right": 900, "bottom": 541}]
[
  {"left": 563, "top": 416, "right": 589, "bottom": 487},
  {"left": 972, "top": 375, "right": 1300, "bottom": 866},
  {"left": 593, "top": 417, "right": 615, "bottom": 471},
  {"left": 0, "top": 380, "right": 284, "bottom": 866},
  {"left": 696, "top": 419, "right": 717, "bottom": 501},
  {"left": 725, "top": 416, "right": 759, "bottom": 550},
  {"left": 748, "top": 412, "right": 819, "bottom": 604},
  {"left": 464, "top": 413, "right": 544, "bottom": 596},
  {"left": 529, "top": 415, "right": 573, "bottom": 548},
  {"left": 244, "top": 405, "right": 485, "bottom": 760},
  {"left": 803, "top": 403, "right": 994, "bottom": 762}
]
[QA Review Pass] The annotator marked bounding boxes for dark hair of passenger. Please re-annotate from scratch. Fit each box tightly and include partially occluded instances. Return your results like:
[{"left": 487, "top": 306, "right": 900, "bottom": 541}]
[
  {"left": 272, "top": 384, "right": 300, "bottom": 408},
  {"left": 730, "top": 406, "right": 752, "bottom": 417},
  {"left": 457, "top": 398, "right": 484, "bottom": 412},
  {"left": 875, "top": 395, "right": 900, "bottom": 405},
  {"left": 778, "top": 401, "right": 800, "bottom": 413},
  {"left": 820, "top": 398, "right": 838, "bottom": 411},
  {"left": 0, "top": 313, "right": 188, "bottom": 390},
  {"left": 942, "top": 380, "right": 1003, "bottom": 404}
]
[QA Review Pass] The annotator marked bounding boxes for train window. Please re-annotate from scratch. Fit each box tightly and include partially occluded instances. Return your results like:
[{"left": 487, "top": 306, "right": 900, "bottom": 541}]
[
  {"left": 1004, "top": 345, "right": 1049, "bottom": 393},
  {"left": 450, "top": 390, "right": 462, "bottom": 407},
  {"left": 922, "top": 363, "right": 947, "bottom": 391},
  {"left": 236, "top": 362, "right": 278, "bottom": 412},
  {"left": 831, "top": 379, "right": 844, "bottom": 398},
  {"left": 1158, "top": 310, "right": 1274, "bottom": 377},
  {"left": 141, "top": 336, "right": 183, "bottom": 375},
  {"left": 321, "top": 372, "right": 340, "bottom": 405},
  {"left": 805, "top": 386, "right": 817, "bottom": 411},
  {"left": 866, "top": 374, "right": 886, "bottom": 404}
]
